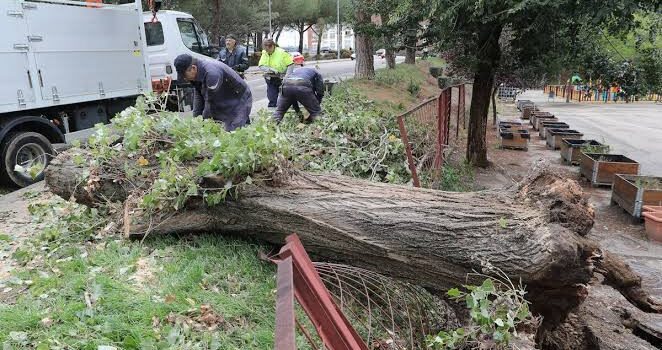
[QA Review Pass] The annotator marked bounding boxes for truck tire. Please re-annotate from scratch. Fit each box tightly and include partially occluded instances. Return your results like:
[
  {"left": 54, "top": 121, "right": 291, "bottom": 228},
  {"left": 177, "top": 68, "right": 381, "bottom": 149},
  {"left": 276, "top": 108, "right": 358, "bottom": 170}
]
[{"left": 0, "top": 132, "right": 54, "bottom": 188}]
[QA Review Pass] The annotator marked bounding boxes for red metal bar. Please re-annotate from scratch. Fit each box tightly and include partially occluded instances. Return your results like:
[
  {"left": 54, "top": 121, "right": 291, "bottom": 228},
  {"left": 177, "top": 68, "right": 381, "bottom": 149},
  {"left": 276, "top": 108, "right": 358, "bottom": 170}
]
[
  {"left": 455, "top": 87, "right": 460, "bottom": 135},
  {"left": 275, "top": 257, "right": 296, "bottom": 350},
  {"left": 461, "top": 85, "right": 466, "bottom": 130},
  {"left": 434, "top": 92, "right": 444, "bottom": 169},
  {"left": 277, "top": 234, "right": 370, "bottom": 350},
  {"left": 397, "top": 115, "right": 420, "bottom": 187}
]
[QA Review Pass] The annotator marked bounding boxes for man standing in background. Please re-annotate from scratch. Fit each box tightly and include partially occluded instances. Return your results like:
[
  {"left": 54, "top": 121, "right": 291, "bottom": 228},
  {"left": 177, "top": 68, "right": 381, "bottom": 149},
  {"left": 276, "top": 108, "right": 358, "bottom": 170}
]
[
  {"left": 217, "top": 34, "right": 249, "bottom": 78},
  {"left": 258, "top": 39, "right": 293, "bottom": 108}
]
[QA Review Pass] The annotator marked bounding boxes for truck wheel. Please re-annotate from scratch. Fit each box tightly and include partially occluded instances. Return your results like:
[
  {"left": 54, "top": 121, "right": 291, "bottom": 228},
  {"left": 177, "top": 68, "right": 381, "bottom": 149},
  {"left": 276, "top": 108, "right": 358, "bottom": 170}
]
[{"left": 0, "top": 132, "right": 54, "bottom": 188}]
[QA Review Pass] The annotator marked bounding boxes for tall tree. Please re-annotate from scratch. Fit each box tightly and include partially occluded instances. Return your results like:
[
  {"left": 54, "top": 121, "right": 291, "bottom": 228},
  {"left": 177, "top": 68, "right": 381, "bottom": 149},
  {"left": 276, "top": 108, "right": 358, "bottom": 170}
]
[{"left": 427, "top": 0, "right": 661, "bottom": 167}]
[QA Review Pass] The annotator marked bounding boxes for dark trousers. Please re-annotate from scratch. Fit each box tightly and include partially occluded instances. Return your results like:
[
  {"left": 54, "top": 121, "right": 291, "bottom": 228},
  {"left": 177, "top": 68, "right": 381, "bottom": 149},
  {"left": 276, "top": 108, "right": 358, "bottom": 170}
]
[
  {"left": 273, "top": 85, "right": 321, "bottom": 123},
  {"left": 265, "top": 77, "right": 282, "bottom": 107}
]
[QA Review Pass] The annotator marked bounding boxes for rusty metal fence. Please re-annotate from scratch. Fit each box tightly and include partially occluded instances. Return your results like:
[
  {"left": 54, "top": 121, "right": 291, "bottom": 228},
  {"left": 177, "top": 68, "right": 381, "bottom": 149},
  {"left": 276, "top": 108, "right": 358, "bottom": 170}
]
[{"left": 396, "top": 84, "right": 466, "bottom": 187}]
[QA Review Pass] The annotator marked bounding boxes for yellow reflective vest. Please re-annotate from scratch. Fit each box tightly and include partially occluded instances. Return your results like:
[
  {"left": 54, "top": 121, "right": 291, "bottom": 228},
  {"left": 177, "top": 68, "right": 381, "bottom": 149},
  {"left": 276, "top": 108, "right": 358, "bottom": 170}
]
[{"left": 258, "top": 47, "right": 294, "bottom": 74}]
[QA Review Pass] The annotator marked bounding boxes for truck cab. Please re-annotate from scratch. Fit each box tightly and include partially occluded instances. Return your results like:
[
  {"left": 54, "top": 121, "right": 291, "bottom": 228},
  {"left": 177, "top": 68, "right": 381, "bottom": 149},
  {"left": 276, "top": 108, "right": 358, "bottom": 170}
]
[{"left": 143, "top": 11, "right": 216, "bottom": 110}]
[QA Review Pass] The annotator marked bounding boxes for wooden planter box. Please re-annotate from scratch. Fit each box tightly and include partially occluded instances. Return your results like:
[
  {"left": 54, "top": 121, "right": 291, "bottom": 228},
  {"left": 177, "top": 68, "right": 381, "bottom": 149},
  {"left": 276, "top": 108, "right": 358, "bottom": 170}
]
[
  {"left": 579, "top": 153, "right": 640, "bottom": 187},
  {"left": 546, "top": 129, "right": 583, "bottom": 149},
  {"left": 499, "top": 128, "right": 530, "bottom": 150},
  {"left": 531, "top": 113, "right": 555, "bottom": 130},
  {"left": 498, "top": 121, "right": 524, "bottom": 129},
  {"left": 611, "top": 175, "right": 662, "bottom": 219},
  {"left": 560, "top": 140, "right": 608, "bottom": 165},
  {"left": 517, "top": 100, "right": 533, "bottom": 111},
  {"left": 534, "top": 116, "right": 558, "bottom": 131},
  {"left": 521, "top": 106, "right": 538, "bottom": 120},
  {"left": 539, "top": 122, "right": 569, "bottom": 139}
]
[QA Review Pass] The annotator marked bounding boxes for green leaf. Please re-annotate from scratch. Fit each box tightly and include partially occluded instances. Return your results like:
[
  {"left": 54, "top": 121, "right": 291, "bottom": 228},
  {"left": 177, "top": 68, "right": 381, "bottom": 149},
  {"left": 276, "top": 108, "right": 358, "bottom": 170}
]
[
  {"left": 186, "top": 183, "right": 198, "bottom": 196},
  {"left": 493, "top": 330, "right": 504, "bottom": 342},
  {"left": 481, "top": 278, "right": 495, "bottom": 293},
  {"left": 447, "top": 288, "right": 461, "bottom": 298}
]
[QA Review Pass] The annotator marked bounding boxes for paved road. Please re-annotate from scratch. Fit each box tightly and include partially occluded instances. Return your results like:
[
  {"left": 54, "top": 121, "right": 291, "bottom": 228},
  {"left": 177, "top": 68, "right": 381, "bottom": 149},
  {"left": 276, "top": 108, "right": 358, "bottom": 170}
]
[
  {"left": 519, "top": 90, "right": 662, "bottom": 175},
  {"left": 244, "top": 56, "right": 404, "bottom": 111}
]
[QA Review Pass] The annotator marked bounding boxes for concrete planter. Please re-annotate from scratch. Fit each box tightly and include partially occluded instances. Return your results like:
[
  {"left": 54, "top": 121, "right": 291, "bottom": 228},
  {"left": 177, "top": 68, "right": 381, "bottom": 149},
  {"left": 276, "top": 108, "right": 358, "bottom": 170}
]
[
  {"left": 545, "top": 129, "right": 583, "bottom": 149},
  {"left": 611, "top": 174, "right": 662, "bottom": 219},
  {"left": 560, "top": 140, "right": 608, "bottom": 165},
  {"left": 579, "top": 153, "right": 640, "bottom": 187},
  {"left": 499, "top": 128, "right": 530, "bottom": 150},
  {"left": 539, "top": 122, "right": 569, "bottom": 139},
  {"left": 642, "top": 211, "right": 662, "bottom": 242}
]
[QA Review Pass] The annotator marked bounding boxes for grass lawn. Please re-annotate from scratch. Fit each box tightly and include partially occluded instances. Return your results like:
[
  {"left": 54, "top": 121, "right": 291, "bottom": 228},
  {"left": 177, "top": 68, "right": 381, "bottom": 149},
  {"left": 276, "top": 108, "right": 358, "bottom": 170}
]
[{"left": 0, "top": 195, "right": 295, "bottom": 349}]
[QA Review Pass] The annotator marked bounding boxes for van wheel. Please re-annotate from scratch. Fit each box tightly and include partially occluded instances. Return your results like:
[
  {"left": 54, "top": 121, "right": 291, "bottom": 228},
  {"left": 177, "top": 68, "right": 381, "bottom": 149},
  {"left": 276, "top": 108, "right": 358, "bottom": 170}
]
[{"left": 0, "top": 132, "right": 53, "bottom": 188}]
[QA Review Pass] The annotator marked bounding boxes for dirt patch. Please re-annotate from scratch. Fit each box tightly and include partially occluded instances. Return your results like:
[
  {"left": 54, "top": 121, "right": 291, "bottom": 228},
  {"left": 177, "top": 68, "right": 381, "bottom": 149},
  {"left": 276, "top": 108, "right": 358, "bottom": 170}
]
[{"left": 129, "top": 256, "right": 158, "bottom": 289}]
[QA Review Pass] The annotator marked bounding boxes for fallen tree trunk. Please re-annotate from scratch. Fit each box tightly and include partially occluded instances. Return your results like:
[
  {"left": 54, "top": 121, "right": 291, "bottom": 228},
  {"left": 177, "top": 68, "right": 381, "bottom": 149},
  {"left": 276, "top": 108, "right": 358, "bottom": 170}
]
[{"left": 47, "top": 152, "right": 602, "bottom": 321}]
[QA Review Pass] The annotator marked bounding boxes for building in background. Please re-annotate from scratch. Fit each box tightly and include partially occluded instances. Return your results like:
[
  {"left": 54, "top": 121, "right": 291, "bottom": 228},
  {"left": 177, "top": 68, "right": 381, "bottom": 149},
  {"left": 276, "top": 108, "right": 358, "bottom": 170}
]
[
  {"left": 307, "top": 26, "right": 355, "bottom": 53},
  {"left": 268, "top": 25, "right": 355, "bottom": 54}
]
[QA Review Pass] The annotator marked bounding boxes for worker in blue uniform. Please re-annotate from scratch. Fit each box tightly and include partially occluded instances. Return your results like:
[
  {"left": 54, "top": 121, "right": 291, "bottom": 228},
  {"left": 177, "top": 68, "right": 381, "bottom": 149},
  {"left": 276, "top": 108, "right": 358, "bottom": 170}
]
[{"left": 174, "top": 54, "right": 252, "bottom": 131}]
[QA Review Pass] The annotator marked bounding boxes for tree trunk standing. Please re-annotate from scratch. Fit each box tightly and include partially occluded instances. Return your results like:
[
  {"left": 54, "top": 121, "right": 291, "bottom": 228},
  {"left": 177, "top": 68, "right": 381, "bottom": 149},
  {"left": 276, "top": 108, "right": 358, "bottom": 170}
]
[
  {"left": 404, "top": 31, "right": 416, "bottom": 64},
  {"left": 491, "top": 84, "right": 499, "bottom": 125},
  {"left": 385, "top": 48, "right": 396, "bottom": 69},
  {"left": 275, "top": 27, "right": 283, "bottom": 42},
  {"left": 354, "top": 8, "right": 375, "bottom": 79},
  {"left": 256, "top": 33, "right": 263, "bottom": 51},
  {"left": 466, "top": 24, "right": 503, "bottom": 167},
  {"left": 298, "top": 23, "right": 305, "bottom": 53},
  {"left": 315, "top": 25, "right": 325, "bottom": 56},
  {"left": 211, "top": 0, "right": 222, "bottom": 44}
]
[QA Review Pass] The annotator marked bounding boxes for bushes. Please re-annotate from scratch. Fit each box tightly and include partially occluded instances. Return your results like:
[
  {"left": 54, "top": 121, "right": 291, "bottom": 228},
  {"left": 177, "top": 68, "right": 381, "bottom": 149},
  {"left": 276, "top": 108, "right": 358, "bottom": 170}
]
[{"left": 279, "top": 85, "right": 410, "bottom": 183}]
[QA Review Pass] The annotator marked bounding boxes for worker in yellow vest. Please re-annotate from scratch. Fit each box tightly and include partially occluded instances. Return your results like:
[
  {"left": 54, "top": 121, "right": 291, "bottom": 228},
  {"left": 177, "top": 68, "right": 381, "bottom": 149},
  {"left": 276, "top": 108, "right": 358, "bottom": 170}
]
[{"left": 258, "top": 39, "right": 294, "bottom": 108}]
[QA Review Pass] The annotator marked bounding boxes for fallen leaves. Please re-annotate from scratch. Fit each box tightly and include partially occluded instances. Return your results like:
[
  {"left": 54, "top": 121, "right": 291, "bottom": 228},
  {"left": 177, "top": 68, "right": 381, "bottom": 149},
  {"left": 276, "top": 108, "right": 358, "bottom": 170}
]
[{"left": 165, "top": 304, "right": 226, "bottom": 332}]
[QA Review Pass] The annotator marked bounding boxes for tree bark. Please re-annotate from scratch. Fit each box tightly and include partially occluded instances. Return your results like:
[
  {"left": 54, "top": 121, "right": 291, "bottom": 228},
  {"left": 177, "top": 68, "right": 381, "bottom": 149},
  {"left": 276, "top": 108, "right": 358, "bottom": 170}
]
[
  {"left": 47, "top": 153, "right": 598, "bottom": 317},
  {"left": 405, "top": 30, "right": 416, "bottom": 64},
  {"left": 491, "top": 84, "right": 499, "bottom": 125},
  {"left": 385, "top": 48, "right": 396, "bottom": 69},
  {"left": 315, "top": 25, "right": 324, "bottom": 56},
  {"left": 466, "top": 24, "right": 503, "bottom": 167},
  {"left": 45, "top": 151, "right": 662, "bottom": 344},
  {"left": 275, "top": 26, "right": 283, "bottom": 42},
  {"left": 354, "top": 8, "right": 375, "bottom": 79}
]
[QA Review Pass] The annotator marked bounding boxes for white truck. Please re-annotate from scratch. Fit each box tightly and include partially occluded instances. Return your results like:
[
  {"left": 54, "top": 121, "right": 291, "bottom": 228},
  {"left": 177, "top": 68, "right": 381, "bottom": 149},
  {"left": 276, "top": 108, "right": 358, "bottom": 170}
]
[{"left": 0, "top": 0, "right": 213, "bottom": 187}]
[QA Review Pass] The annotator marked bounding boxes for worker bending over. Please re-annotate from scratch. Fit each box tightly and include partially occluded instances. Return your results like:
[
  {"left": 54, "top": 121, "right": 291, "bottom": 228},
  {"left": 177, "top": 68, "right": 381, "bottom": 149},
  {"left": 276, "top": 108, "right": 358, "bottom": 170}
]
[
  {"left": 273, "top": 65, "right": 324, "bottom": 124},
  {"left": 174, "top": 54, "right": 252, "bottom": 131}
]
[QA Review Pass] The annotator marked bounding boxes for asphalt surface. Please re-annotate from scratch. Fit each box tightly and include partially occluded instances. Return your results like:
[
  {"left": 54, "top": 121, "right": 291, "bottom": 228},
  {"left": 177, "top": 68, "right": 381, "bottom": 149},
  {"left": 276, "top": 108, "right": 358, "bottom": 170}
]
[
  {"left": 519, "top": 90, "right": 662, "bottom": 175},
  {"left": 244, "top": 56, "right": 404, "bottom": 111}
]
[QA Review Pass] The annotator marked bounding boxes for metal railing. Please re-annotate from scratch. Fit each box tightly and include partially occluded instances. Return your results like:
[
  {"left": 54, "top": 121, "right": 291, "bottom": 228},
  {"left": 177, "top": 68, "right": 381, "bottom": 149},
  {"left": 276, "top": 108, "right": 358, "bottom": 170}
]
[{"left": 396, "top": 84, "right": 466, "bottom": 187}]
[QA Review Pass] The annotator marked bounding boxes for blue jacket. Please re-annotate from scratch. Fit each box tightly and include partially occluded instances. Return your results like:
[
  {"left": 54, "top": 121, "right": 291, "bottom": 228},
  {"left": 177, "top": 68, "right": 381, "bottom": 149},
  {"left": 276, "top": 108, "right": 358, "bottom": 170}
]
[
  {"left": 191, "top": 58, "right": 252, "bottom": 127},
  {"left": 217, "top": 45, "right": 249, "bottom": 72},
  {"left": 284, "top": 67, "right": 324, "bottom": 102}
]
